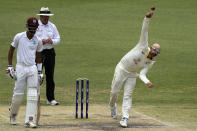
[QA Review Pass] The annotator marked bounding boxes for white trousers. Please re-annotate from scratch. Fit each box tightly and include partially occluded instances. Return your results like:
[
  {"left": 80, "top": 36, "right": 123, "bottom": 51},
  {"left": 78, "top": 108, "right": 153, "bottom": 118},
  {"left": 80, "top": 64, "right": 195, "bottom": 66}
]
[
  {"left": 109, "top": 64, "right": 136, "bottom": 119},
  {"left": 10, "top": 64, "right": 38, "bottom": 123}
]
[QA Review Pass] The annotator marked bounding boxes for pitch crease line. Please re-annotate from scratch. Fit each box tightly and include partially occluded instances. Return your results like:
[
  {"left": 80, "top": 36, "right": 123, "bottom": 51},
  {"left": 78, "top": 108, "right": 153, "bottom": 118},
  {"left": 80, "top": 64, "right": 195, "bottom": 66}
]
[
  {"left": 0, "top": 114, "right": 9, "bottom": 120},
  {"left": 134, "top": 111, "right": 175, "bottom": 127}
]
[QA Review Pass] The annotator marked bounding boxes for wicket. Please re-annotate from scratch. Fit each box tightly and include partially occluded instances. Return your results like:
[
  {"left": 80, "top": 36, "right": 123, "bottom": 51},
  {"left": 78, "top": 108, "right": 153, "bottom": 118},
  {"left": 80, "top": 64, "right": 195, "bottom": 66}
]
[{"left": 75, "top": 78, "right": 89, "bottom": 119}]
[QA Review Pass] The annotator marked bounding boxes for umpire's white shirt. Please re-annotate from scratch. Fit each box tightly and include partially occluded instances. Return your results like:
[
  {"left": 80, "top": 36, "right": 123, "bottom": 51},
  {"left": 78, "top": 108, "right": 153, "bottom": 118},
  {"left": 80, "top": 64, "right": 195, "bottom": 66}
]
[
  {"left": 36, "top": 20, "right": 60, "bottom": 49},
  {"left": 119, "top": 17, "right": 155, "bottom": 84},
  {"left": 11, "top": 32, "right": 43, "bottom": 66}
]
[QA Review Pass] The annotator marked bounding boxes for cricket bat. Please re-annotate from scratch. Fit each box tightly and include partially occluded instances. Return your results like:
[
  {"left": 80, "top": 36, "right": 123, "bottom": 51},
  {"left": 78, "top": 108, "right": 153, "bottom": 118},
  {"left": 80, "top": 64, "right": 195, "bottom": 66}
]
[{"left": 36, "top": 95, "right": 40, "bottom": 125}]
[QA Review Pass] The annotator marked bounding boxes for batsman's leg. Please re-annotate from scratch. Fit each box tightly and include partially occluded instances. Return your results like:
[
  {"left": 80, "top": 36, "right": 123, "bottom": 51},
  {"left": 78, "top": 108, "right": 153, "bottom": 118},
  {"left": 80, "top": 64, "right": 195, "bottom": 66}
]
[
  {"left": 25, "top": 66, "right": 38, "bottom": 128},
  {"left": 9, "top": 71, "right": 26, "bottom": 125},
  {"left": 9, "top": 93, "right": 24, "bottom": 125},
  {"left": 25, "top": 87, "right": 38, "bottom": 128}
]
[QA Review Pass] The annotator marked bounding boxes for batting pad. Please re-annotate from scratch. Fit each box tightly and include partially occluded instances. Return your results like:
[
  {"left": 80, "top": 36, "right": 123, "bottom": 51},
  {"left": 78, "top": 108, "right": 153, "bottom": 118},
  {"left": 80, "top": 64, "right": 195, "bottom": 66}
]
[{"left": 25, "top": 87, "right": 38, "bottom": 123}]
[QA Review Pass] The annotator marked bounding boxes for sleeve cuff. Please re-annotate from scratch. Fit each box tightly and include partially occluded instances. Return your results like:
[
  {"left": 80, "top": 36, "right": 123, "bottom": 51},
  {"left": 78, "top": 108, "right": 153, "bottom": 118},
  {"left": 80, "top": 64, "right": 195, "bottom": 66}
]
[{"left": 37, "top": 63, "right": 42, "bottom": 72}]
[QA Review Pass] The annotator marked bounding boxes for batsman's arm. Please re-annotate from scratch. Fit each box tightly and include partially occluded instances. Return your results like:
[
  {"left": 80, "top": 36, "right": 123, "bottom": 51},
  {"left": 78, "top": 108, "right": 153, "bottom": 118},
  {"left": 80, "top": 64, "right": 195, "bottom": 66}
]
[
  {"left": 36, "top": 52, "right": 42, "bottom": 125},
  {"left": 36, "top": 52, "right": 42, "bottom": 64},
  {"left": 36, "top": 37, "right": 43, "bottom": 72},
  {"left": 36, "top": 52, "right": 42, "bottom": 71},
  {"left": 8, "top": 45, "right": 15, "bottom": 65},
  {"left": 36, "top": 51, "right": 44, "bottom": 85},
  {"left": 6, "top": 46, "right": 17, "bottom": 80},
  {"left": 8, "top": 33, "right": 20, "bottom": 65}
]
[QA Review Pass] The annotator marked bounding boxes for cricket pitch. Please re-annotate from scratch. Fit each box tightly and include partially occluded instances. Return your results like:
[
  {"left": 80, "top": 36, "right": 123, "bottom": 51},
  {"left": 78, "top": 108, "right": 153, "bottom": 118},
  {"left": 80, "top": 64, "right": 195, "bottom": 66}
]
[{"left": 0, "top": 105, "right": 193, "bottom": 131}]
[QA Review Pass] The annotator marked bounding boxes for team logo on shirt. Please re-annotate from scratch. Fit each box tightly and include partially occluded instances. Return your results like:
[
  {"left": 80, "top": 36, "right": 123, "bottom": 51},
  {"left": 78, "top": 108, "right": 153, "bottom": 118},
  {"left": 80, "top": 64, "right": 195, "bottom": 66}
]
[
  {"left": 141, "top": 51, "right": 145, "bottom": 55},
  {"left": 32, "top": 41, "right": 38, "bottom": 45},
  {"left": 133, "top": 58, "right": 141, "bottom": 64}
]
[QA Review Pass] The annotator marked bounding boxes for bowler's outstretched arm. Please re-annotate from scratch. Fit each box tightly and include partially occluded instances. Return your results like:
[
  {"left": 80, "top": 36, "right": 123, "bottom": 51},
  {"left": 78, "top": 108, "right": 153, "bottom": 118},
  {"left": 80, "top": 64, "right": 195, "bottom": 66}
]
[{"left": 137, "top": 12, "right": 154, "bottom": 48}]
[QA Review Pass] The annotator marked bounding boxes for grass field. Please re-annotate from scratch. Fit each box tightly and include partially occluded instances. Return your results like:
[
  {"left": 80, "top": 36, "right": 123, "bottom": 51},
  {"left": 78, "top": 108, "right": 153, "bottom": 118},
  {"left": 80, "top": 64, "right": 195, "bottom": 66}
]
[{"left": 0, "top": 0, "right": 197, "bottom": 130}]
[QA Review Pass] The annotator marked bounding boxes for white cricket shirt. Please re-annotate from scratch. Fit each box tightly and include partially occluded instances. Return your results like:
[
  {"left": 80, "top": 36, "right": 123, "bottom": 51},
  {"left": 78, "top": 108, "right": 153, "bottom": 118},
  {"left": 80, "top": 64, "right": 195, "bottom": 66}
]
[
  {"left": 119, "top": 17, "right": 155, "bottom": 83},
  {"left": 11, "top": 32, "right": 43, "bottom": 66},
  {"left": 36, "top": 20, "right": 60, "bottom": 49}
]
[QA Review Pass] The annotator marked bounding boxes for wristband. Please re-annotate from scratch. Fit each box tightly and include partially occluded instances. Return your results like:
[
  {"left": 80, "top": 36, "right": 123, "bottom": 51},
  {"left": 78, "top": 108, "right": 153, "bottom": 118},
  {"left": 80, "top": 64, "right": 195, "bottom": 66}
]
[{"left": 37, "top": 63, "right": 42, "bottom": 72}]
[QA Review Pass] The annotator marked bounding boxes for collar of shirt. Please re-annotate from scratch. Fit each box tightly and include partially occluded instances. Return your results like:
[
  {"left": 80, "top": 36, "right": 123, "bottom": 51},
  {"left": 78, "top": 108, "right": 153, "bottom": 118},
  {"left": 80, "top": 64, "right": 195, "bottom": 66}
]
[
  {"left": 38, "top": 20, "right": 49, "bottom": 26},
  {"left": 143, "top": 47, "right": 150, "bottom": 58},
  {"left": 24, "top": 31, "right": 36, "bottom": 40}
]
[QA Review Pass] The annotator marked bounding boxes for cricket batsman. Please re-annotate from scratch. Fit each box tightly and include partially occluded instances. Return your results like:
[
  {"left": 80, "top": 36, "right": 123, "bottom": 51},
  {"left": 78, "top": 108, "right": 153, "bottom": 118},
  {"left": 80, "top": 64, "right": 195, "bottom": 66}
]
[
  {"left": 6, "top": 17, "right": 43, "bottom": 128},
  {"left": 109, "top": 9, "right": 161, "bottom": 127}
]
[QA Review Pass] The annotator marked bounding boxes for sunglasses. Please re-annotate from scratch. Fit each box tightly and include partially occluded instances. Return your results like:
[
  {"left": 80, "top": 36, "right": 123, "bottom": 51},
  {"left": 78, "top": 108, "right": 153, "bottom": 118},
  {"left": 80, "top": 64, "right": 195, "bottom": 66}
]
[{"left": 151, "top": 47, "right": 160, "bottom": 54}]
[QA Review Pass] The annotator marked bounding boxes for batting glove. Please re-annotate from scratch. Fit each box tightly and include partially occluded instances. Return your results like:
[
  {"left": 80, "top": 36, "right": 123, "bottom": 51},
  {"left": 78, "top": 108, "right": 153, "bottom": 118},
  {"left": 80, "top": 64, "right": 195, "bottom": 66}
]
[
  {"left": 5, "top": 65, "right": 17, "bottom": 80},
  {"left": 38, "top": 71, "right": 44, "bottom": 85}
]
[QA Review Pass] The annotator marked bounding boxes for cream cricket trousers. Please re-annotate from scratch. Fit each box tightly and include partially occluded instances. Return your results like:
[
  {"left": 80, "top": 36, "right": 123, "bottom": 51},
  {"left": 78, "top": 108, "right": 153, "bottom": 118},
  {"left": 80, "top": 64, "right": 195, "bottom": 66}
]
[
  {"left": 10, "top": 64, "right": 38, "bottom": 123},
  {"left": 109, "top": 63, "right": 137, "bottom": 119}
]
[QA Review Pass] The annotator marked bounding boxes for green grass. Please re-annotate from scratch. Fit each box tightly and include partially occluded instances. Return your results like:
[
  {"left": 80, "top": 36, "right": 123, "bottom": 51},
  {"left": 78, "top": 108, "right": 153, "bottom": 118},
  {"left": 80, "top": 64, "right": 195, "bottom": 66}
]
[{"left": 0, "top": 0, "right": 197, "bottom": 128}]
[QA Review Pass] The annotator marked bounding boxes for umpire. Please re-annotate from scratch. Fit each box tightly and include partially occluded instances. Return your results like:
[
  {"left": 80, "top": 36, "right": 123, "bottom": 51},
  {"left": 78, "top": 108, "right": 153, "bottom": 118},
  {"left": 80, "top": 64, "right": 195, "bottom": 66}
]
[{"left": 36, "top": 7, "right": 60, "bottom": 105}]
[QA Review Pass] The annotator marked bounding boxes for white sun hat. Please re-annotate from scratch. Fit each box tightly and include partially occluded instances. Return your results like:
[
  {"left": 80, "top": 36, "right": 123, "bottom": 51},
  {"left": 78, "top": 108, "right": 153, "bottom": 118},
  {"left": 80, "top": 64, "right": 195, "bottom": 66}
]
[{"left": 37, "top": 7, "right": 54, "bottom": 16}]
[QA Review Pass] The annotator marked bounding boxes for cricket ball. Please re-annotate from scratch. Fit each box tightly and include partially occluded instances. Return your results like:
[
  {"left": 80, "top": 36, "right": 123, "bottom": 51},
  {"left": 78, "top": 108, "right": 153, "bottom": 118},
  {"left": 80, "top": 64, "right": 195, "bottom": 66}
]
[{"left": 151, "top": 6, "right": 155, "bottom": 11}]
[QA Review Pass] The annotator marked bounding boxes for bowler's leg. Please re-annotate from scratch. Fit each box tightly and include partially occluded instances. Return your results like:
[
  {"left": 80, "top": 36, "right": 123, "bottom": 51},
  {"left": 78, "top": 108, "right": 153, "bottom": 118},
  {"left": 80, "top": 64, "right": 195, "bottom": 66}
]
[
  {"left": 109, "top": 68, "right": 125, "bottom": 108},
  {"left": 122, "top": 77, "right": 136, "bottom": 118},
  {"left": 120, "top": 77, "right": 136, "bottom": 127},
  {"left": 109, "top": 66, "right": 127, "bottom": 118}
]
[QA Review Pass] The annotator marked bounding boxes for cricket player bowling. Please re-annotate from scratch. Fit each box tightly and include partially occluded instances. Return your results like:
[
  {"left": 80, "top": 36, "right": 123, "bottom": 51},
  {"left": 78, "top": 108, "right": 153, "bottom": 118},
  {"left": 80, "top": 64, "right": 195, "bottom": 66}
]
[{"left": 109, "top": 9, "right": 161, "bottom": 127}]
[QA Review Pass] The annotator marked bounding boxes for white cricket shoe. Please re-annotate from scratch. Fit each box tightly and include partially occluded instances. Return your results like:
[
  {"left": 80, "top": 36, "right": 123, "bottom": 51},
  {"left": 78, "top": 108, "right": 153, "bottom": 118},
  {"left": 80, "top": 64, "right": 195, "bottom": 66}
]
[
  {"left": 120, "top": 117, "right": 128, "bottom": 128},
  {"left": 47, "top": 100, "right": 59, "bottom": 105},
  {"left": 25, "top": 122, "right": 37, "bottom": 128},
  {"left": 110, "top": 104, "right": 117, "bottom": 119},
  {"left": 10, "top": 115, "right": 16, "bottom": 125},
  {"left": 9, "top": 108, "right": 16, "bottom": 125}
]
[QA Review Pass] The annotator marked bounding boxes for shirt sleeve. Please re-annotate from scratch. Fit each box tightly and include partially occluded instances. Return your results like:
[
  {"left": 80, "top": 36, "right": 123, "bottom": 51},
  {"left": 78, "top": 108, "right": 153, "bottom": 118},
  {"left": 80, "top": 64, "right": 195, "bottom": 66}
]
[
  {"left": 136, "top": 17, "right": 150, "bottom": 48},
  {"left": 52, "top": 24, "right": 60, "bottom": 45},
  {"left": 11, "top": 34, "right": 19, "bottom": 48},
  {"left": 139, "top": 61, "right": 155, "bottom": 84}
]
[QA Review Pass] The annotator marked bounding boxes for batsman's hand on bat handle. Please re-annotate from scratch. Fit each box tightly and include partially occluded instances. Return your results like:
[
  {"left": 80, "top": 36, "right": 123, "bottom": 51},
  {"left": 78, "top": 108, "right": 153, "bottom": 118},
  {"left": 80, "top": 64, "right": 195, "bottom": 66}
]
[
  {"left": 5, "top": 65, "right": 17, "bottom": 80},
  {"left": 146, "top": 12, "right": 154, "bottom": 18},
  {"left": 38, "top": 71, "right": 44, "bottom": 85},
  {"left": 147, "top": 82, "right": 153, "bottom": 88}
]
